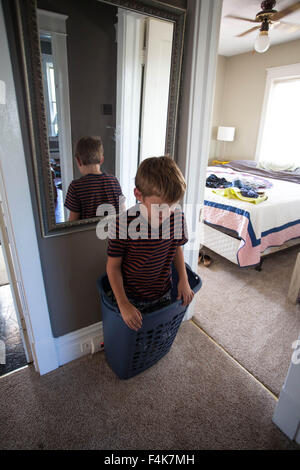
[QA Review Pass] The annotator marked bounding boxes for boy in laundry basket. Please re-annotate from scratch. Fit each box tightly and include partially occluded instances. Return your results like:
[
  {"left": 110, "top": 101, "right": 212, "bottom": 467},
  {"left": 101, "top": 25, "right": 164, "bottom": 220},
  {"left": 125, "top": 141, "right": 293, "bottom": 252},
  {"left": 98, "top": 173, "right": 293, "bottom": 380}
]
[{"left": 106, "top": 156, "right": 194, "bottom": 331}]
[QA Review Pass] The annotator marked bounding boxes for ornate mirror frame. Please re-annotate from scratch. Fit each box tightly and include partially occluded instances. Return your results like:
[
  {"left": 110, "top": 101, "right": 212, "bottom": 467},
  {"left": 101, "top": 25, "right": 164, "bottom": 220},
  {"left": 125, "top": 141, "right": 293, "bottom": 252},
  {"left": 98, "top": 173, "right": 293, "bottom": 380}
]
[{"left": 7, "top": 0, "right": 186, "bottom": 237}]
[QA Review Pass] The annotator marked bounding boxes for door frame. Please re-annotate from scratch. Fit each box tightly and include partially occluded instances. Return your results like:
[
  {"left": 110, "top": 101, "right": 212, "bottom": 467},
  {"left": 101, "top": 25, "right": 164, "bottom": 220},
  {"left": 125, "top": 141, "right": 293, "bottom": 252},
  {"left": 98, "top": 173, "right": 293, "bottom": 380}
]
[
  {"left": 0, "top": 2, "right": 58, "bottom": 375},
  {"left": 115, "top": 9, "right": 144, "bottom": 209},
  {"left": 179, "top": 0, "right": 223, "bottom": 320},
  {"left": 0, "top": 169, "right": 32, "bottom": 364},
  {"left": 181, "top": 0, "right": 300, "bottom": 444}
]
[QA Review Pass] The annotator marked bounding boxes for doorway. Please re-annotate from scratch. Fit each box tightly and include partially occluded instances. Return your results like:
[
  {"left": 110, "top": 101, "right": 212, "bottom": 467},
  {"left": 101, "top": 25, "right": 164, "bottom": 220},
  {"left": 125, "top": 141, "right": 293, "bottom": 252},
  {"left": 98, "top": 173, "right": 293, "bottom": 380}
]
[
  {"left": 0, "top": 190, "right": 32, "bottom": 377},
  {"left": 193, "top": 0, "right": 300, "bottom": 399}
]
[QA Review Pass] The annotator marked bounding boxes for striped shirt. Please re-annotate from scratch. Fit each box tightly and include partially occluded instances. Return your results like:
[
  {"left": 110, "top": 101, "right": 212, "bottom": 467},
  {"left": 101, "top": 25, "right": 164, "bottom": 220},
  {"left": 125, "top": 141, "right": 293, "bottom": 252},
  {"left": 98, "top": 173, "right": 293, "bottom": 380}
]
[
  {"left": 107, "top": 205, "right": 188, "bottom": 300},
  {"left": 64, "top": 173, "right": 123, "bottom": 219}
]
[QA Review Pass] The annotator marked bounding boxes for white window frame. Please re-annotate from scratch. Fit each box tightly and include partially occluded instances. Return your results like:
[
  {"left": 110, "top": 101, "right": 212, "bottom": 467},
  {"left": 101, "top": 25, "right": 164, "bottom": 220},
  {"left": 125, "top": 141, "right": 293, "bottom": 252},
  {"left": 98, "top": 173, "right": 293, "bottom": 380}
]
[
  {"left": 37, "top": 9, "right": 73, "bottom": 221},
  {"left": 255, "top": 63, "right": 300, "bottom": 163},
  {"left": 41, "top": 50, "right": 58, "bottom": 137},
  {"left": 46, "top": 60, "right": 58, "bottom": 136}
]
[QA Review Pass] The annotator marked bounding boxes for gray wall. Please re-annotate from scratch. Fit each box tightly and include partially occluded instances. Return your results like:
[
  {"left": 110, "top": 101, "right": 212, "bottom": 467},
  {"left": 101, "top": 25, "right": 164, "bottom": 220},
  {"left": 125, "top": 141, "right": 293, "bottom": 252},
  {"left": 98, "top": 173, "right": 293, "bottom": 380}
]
[
  {"left": 6, "top": 0, "right": 188, "bottom": 338},
  {"left": 37, "top": 0, "right": 117, "bottom": 177}
]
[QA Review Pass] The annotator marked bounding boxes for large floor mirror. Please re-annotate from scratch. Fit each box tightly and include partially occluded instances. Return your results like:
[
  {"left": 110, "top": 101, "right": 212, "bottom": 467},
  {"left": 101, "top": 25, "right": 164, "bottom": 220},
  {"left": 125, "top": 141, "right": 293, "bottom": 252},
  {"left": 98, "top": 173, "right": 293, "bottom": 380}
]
[{"left": 6, "top": 0, "right": 186, "bottom": 236}]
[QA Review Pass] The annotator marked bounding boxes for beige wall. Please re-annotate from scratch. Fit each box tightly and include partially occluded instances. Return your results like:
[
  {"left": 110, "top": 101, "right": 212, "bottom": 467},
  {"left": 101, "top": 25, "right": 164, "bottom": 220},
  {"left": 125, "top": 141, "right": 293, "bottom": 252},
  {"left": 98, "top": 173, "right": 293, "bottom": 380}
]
[
  {"left": 210, "top": 38, "right": 300, "bottom": 162},
  {"left": 209, "top": 54, "right": 226, "bottom": 161}
]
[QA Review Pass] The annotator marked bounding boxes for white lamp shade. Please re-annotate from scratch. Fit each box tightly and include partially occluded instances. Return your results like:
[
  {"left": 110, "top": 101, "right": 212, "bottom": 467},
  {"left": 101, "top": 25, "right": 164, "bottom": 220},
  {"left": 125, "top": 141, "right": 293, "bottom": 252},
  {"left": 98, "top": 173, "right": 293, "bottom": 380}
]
[{"left": 217, "top": 126, "right": 235, "bottom": 142}]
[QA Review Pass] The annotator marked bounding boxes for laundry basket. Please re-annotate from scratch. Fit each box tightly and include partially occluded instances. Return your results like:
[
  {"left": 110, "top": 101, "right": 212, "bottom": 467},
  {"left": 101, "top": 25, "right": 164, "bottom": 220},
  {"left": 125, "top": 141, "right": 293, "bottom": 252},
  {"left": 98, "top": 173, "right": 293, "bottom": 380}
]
[{"left": 97, "top": 264, "right": 201, "bottom": 379}]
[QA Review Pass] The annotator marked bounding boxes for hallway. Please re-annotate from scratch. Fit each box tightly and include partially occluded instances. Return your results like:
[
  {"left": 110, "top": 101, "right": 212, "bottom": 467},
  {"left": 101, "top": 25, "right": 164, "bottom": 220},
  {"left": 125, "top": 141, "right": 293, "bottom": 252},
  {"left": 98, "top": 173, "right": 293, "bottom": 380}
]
[{"left": 0, "top": 321, "right": 297, "bottom": 450}]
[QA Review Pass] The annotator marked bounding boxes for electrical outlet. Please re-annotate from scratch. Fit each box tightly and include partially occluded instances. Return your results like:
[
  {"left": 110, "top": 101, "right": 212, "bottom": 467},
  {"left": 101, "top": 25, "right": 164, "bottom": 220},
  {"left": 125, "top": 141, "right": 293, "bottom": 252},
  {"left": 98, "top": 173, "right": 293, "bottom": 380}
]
[
  {"left": 81, "top": 341, "right": 92, "bottom": 354},
  {"left": 91, "top": 335, "right": 104, "bottom": 354}
]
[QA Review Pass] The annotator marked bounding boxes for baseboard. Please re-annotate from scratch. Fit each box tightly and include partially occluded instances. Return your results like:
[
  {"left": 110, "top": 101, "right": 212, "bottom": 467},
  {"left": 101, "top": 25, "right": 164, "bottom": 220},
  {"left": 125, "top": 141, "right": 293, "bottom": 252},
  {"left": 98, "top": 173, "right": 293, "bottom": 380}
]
[{"left": 54, "top": 321, "right": 104, "bottom": 367}]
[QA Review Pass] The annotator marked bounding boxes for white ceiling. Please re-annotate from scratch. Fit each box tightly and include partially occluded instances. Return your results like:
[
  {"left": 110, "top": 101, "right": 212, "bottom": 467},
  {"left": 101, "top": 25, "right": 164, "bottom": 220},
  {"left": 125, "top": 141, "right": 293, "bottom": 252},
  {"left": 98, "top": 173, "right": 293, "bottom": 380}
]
[{"left": 219, "top": 0, "right": 300, "bottom": 56}]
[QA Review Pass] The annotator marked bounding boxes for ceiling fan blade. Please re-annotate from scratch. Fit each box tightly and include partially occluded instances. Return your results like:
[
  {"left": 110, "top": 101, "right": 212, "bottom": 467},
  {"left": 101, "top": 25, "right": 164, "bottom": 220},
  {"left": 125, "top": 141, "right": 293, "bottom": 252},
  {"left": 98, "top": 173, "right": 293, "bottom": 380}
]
[
  {"left": 225, "top": 14, "right": 258, "bottom": 23},
  {"left": 272, "top": 20, "right": 300, "bottom": 32},
  {"left": 272, "top": 1, "right": 300, "bottom": 21},
  {"left": 236, "top": 26, "right": 260, "bottom": 37}
]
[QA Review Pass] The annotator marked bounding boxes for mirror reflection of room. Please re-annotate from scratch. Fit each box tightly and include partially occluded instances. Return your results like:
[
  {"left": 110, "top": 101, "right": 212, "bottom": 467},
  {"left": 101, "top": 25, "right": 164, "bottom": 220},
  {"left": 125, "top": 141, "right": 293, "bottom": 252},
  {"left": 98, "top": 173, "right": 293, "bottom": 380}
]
[{"left": 37, "top": 0, "right": 174, "bottom": 224}]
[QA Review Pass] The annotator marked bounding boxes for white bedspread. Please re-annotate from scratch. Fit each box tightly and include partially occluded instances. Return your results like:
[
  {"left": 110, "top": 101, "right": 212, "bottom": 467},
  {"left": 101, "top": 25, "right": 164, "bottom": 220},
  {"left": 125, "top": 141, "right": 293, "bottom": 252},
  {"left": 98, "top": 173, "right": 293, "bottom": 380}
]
[{"left": 203, "top": 166, "right": 300, "bottom": 266}]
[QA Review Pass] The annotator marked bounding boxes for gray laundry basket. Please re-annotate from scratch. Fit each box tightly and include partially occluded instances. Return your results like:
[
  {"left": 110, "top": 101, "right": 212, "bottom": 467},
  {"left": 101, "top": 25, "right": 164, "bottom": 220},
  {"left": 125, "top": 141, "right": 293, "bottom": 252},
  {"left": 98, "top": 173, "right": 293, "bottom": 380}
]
[{"left": 97, "top": 263, "right": 201, "bottom": 379}]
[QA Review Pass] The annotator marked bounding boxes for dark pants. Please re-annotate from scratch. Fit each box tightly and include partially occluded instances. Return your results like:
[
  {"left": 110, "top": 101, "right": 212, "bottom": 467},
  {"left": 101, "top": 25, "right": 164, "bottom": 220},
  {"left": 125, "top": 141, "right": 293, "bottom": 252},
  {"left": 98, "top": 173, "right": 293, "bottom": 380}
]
[{"left": 106, "top": 289, "right": 172, "bottom": 315}]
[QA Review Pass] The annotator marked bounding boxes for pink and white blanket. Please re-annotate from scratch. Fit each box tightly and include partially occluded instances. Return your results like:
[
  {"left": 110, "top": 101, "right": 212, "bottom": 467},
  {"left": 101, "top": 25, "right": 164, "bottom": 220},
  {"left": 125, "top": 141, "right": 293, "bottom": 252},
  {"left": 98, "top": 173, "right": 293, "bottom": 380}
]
[{"left": 203, "top": 166, "right": 300, "bottom": 267}]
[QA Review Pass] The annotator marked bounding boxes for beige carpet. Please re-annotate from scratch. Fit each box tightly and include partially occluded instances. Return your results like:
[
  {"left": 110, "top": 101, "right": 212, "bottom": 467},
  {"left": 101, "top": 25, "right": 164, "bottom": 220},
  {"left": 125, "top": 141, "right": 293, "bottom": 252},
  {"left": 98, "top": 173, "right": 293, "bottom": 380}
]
[
  {"left": 0, "top": 321, "right": 296, "bottom": 450},
  {"left": 193, "top": 244, "right": 300, "bottom": 398}
]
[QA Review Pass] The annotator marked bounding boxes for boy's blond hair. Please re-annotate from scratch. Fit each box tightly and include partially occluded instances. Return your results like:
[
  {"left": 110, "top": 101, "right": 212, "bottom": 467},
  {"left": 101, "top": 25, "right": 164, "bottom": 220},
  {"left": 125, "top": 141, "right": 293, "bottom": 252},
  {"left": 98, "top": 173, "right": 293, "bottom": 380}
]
[
  {"left": 75, "top": 136, "right": 103, "bottom": 165},
  {"left": 135, "top": 156, "right": 186, "bottom": 203}
]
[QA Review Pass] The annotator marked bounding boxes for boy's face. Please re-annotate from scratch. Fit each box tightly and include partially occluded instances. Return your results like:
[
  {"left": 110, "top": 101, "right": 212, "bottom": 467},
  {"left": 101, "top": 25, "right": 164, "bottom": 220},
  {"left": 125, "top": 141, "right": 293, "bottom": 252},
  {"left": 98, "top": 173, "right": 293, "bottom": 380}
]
[{"left": 134, "top": 188, "right": 177, "bottom": 227}]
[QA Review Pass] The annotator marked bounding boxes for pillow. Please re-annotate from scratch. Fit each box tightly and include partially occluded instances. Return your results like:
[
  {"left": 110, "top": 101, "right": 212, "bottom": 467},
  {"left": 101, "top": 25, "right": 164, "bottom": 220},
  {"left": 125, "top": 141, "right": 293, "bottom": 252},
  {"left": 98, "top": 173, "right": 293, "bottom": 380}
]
[{"left": 258, "top": 160, "right": 299, "bottom": 172}]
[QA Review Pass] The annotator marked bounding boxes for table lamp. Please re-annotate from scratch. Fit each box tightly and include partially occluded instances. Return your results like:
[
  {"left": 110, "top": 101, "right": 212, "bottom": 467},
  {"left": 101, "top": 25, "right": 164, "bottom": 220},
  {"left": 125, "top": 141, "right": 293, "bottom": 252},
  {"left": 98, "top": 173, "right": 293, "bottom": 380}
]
[{"left": 217, "top": 126, "right": 235, "bottom": 160}]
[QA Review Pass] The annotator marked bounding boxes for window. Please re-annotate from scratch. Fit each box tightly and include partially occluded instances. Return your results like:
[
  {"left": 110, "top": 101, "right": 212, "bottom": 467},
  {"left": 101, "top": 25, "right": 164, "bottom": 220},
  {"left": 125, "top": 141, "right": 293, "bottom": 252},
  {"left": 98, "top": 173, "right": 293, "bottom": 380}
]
[
  {"left": 256, "top": 64, "right": 300, "bottom": 168},
  {"left": 46, "top": 60, "right": 58, "bottom": 137}
]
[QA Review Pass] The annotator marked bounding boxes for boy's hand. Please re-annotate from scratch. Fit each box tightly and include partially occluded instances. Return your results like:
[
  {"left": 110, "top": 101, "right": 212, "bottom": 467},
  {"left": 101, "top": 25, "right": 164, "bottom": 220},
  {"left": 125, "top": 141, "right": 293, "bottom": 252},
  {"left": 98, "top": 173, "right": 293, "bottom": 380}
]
[
  {"left": 119, "top": 301, "right": 143, "bottom": 331},
  {"left": 177, "top": 279, "right": 194, "bottom": 306}
]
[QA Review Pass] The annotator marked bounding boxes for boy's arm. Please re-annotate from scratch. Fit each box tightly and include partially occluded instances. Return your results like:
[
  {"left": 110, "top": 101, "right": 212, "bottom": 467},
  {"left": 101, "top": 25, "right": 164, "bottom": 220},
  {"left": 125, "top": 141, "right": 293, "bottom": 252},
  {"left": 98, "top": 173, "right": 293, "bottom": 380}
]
[
  {"left": 69, "top": 211, "right": 80, "bottom": 222},
  {"left": 106, "top": 256, "right": 142, "bottom": 331},
  {"left": 173, "top": 246, "right": 194, "bottom": 306}
]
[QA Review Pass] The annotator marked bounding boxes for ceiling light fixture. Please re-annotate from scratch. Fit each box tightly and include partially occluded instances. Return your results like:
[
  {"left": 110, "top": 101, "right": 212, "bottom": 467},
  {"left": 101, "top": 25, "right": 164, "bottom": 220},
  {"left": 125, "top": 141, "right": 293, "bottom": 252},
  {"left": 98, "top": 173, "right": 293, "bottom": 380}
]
[
  {"left": 254, "top": 30, "right": 270, "bottom": 52},
  {"left": 254, "top": 17, "right": 270, "bottom": 53}
]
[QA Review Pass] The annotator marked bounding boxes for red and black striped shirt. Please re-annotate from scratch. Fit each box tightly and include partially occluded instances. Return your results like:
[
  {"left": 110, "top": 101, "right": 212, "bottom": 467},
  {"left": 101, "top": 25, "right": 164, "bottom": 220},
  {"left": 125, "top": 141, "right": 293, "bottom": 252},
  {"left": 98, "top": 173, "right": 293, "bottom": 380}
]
[
  {"left": 107, "top": 206, "right": 188, "bottom": 300},
  {"left": 64, "top": 173, "right": 123, "bottom": 219}
]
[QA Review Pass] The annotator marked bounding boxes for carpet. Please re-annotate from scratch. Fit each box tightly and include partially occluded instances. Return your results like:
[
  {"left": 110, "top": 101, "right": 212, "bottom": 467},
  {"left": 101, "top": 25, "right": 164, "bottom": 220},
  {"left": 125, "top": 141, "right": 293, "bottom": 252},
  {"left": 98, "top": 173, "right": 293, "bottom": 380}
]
[
  {"left": 193, "top": 244, "right": 300, "bottom": 398},
  {"left": 0, "top": 321, "right": 295, "bottom": 450}
]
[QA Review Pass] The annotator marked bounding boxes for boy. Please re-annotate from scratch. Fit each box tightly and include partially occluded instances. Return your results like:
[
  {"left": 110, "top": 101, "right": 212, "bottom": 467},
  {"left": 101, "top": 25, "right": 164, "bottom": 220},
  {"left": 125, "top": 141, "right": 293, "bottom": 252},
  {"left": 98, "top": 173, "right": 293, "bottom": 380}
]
[
  {"left": 107, "top": 156, "right": 194, "bottom": 331},
  {"left": 64, "top": 136, "right": 124, "bottom": 221}
]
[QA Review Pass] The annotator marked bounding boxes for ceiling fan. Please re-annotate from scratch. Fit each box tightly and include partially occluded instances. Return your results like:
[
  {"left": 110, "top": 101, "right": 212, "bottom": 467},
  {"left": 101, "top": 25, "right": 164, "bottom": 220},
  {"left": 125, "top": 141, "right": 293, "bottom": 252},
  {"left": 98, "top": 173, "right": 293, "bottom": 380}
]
[{"left": 226, "top": 1, "right": 300, "bottom": 53}]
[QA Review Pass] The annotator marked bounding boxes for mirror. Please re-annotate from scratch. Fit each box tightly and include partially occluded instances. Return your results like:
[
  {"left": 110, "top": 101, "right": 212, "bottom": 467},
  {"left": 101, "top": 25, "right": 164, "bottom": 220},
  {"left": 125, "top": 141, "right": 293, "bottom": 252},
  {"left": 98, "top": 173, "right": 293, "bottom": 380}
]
[{"left": 10, "top": 0, "right": 185, "bottom": 235}]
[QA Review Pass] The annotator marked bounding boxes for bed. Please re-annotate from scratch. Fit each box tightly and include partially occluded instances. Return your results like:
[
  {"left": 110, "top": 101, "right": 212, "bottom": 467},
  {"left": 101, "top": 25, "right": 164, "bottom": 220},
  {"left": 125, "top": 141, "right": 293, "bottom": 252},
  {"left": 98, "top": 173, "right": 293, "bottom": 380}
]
[{"left": 201, "top": 160, "right": 300, "bottom": 267}]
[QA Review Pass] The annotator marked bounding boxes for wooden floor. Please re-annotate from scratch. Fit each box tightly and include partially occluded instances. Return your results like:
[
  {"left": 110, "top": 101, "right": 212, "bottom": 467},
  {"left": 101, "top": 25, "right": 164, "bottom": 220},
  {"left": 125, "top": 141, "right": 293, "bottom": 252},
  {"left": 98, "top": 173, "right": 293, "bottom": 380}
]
[{"left": 0, "top": 284, "right": 27, "bottom": 377}]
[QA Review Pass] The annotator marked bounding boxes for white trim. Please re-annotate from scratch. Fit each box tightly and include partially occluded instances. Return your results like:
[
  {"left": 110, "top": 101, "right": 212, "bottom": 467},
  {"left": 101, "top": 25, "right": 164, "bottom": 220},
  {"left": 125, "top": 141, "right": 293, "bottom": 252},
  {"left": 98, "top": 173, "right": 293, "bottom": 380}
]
[
  {"left": 266, "top": 63, "right": 300, "bottom": 79},
  {"left": 180, "top": 0, "right": 223, "bottom": 320},
  {"left": 0, "top": 4, "right": 59, "bottom": 375},
  {"left": 37, "top": 9, "right": 68, "bottom": 34},
  {"left": 38, "top": 10, "right": 73, "bottom": 222},
  {"left": 273, "top": 328, "right": 300, "bottom": 443},
  {"left": 273, "top": 388, "right": 300, "bottom": 441},
  {"left": 55, "top": 322, "right": 104, "bottom": 366},
  {"left": 288, "top": 252, "right": 300, "bottom": 304},
  {"left": 40, "top": 53, "right": 55, "bottom": 137},
  {"left": 116, "top": 9, "right": 144, "bottom": 209},
  {"left": 255, "top": 63, "right": 300, "bottom": 163}
]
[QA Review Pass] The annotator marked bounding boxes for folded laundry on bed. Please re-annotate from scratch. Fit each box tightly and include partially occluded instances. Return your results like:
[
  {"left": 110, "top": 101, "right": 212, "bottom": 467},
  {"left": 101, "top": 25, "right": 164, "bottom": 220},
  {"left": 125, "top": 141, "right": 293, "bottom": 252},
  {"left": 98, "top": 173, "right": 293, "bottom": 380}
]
[
  {"left": 240, "top": 188, "right": 259, "bottom": 198},
  {"left": 232, "top": 178, "right": 268, "bottom": 190},
  {"left": 212, "top": 187, "right": 268, "bottom": 204},
  {"left": 206, "top": 174, "right": 232, "bottom": 188}
]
